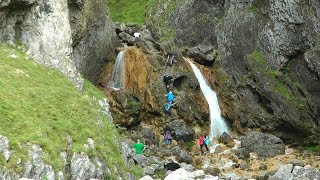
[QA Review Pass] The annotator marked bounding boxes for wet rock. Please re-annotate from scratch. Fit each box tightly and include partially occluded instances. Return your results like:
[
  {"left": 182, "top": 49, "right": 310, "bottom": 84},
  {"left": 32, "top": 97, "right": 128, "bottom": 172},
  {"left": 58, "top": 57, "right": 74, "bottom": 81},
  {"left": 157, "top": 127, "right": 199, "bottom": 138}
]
[
  {"left": 218, "top": 132, "right": 235, "bottom": 148},
  {"left": 185, "top": 45, "right": 217, "bottom": 66},
  {"left": 240, "top": 132, "right": 285, "bottom": 157}
]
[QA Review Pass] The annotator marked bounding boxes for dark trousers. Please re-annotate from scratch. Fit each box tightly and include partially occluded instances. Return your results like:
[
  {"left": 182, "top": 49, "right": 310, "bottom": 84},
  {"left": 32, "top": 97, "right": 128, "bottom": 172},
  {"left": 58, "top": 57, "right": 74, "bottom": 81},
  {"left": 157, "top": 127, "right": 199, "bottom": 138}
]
[
  {"left": 165, "top": 110, "right": 171, "bottom": 122},
  {"left": 200, "top": 144, "right": 209, "bottom": 154}
]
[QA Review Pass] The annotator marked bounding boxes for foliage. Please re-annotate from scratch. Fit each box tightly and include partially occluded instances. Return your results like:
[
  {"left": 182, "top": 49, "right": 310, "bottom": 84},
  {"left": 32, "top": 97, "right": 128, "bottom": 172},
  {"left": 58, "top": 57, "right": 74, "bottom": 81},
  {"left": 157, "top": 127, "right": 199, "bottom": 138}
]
[
  {"left": 0, "top": 43, "right": 142, "bottom": 177},
  {"left": 305, "top": 146, "right": 320, "bottom": 153},
  {"left": 249, "top": 50, "right": 266, "bottom": 64},
  {"left": 107, "top": 0, "right": 157, "bottom": 25},
  {"left": 185, "top": 141, "right": 195, "bottom": 151},
  {"left": 247, "top": 5, "right": 257, "bottom": 14}
]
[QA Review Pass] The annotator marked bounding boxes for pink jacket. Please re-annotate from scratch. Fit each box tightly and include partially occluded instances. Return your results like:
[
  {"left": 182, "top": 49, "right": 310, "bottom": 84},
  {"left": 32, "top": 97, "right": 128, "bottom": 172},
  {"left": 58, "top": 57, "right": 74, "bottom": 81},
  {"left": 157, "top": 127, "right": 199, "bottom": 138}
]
[{"left": 199, "top": 136, "right": 204, "bottom": 145}]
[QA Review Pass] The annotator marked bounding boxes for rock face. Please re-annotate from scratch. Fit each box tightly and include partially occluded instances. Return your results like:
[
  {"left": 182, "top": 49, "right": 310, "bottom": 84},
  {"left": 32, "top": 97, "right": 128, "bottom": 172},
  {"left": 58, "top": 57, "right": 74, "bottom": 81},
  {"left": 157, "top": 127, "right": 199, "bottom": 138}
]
[
  {"left": 101, "top": 28, "right": 210, "bottom": 130},
  {"left": 239, "top": 131, "right": 285, "bottom": 158},
  {"left": 269, "top": 164, "right": 320, "bottom": 180},
  {"left": 0, "top": 0, "right": 119, "bottom": 88},
  {"left": 146, "top": 0, "right": 320, "bottom": 145}
]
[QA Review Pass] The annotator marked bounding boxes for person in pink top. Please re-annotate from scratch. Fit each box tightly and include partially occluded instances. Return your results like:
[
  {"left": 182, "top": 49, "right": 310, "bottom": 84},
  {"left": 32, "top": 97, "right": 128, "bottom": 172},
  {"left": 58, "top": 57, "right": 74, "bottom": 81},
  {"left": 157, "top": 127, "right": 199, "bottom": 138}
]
[{"left": 199, "top": 134, "right": 205, "bottom": 155}]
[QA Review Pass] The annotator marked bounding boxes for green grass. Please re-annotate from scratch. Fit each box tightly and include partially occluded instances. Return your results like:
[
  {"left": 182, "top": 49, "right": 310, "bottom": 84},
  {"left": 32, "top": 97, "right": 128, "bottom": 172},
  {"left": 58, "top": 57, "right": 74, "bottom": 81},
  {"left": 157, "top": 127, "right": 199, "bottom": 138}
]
[
  {"left": 0, "top": 43, "right": 142, "bottom": 177},
  {"left": 250, "top": 50, "right": 266, "bottom": 64},
  {"left": 247, "top": 5, "right": 257, "bottom": 14},
  {"left": 306, "top": 146, "right": 320, "bottom": 153},
  {"left": 107, "top": 0, "right": 157, "bottom": 25}
]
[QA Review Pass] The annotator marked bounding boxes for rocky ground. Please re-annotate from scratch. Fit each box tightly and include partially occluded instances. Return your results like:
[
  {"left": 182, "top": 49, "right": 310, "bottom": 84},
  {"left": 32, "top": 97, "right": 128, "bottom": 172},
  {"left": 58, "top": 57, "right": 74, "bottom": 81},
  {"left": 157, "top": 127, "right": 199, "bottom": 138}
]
[{"left": 121, "top": 125, "right": 320, "bottom": 180}]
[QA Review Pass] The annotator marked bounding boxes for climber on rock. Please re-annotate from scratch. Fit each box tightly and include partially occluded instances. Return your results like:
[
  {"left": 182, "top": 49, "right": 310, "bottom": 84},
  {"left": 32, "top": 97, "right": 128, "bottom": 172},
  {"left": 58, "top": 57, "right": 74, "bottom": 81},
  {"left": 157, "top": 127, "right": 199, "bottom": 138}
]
[
  {"left": 163, "top": 74, "right": 173, "bottom": 92},
  {"left": 164, "top": 102, "right": 175, "bottom": 122},
  {"left": 165, "top": 91, "right": 175, "bottom": 104},
  {"left": 164, "top": 125, "right": 173, "bottom": 145},
  {"left": 165, "top": 51, "right": 175, "bottom": 67}
]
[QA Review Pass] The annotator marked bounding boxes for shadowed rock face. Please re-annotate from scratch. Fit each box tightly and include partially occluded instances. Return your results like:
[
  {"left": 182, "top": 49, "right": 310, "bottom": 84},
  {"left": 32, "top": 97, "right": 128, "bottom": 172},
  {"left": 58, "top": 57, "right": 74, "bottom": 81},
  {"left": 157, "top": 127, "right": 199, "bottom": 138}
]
[{"left": 146, "top": 0, "right": 320, "bottom": 144}]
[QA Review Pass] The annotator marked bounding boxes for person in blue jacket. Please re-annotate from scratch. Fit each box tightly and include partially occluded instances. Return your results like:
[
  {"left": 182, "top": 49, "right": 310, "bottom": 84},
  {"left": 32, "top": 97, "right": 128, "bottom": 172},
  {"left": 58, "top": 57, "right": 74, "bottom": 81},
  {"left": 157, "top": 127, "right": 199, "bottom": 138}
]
[{"left": 165, "top": 91, "right": 175, "bottom": 104}]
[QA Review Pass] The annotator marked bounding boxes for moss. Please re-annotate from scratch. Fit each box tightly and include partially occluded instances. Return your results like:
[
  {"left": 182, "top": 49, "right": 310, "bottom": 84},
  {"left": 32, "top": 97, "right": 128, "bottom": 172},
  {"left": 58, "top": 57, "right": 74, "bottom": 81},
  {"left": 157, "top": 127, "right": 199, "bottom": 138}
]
[
  {"left": 247, "top": 5, "right": 257, "bottom": 14},
  {"left": 198, "top": 14, "right": 208, "bottom": 25},
  {"left": 249, "top": 50, "right": 266, "bottom": 64},
  {"left": 185, "top": 141, "right": 195, "bottom": 151},
  {"left": 305, "top": 146, "right": 320, "bottom": 152}
]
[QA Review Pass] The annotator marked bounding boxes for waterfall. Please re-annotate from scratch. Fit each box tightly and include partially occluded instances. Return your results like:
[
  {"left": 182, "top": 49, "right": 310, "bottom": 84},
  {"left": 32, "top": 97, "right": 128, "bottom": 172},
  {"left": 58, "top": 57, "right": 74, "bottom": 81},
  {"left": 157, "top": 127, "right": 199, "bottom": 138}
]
[
  {"left": 109, "top": 51, "right": 125, "bottom": 90},
  {"left": 187, "top": 59, "right": 229, "bottom": 139}
]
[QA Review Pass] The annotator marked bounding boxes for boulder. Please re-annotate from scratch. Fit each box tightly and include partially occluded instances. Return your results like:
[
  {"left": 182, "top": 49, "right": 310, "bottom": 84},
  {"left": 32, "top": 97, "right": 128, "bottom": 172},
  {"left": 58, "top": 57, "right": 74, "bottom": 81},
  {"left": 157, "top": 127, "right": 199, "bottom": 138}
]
[
  {"left": 118, "top": 32, "right": 136, "bottom": 46},
  {"left": 185, "top": 45, "right": 217, "bottom": 66},
  {"left": 268, "top": 164, "right": 294, "bottom": 180},
  {"left": 218, "top": 132, "right": 235, "bottom": 148},
  {"left": 132, "top": 154, "right": 149, "bottom": 167},
  {"left": 292, "top": 165, "right": 320, "bottom": 179},
  {"left": 240, "top": 132, "right": 285, "bottom": 157},
  {"left": 141, "top": 128, "right": 157, "bottom": 145},
  {"left": 164, "top": 168, "right": 188, "bottom": 180},
  {"left": 168, "top": 120, "right": 195, "bottom": 142},
  {"left": 176, "top": 150, "right": 192, "bottom": 164},
  {"left": 288, "top": 159, "right": 304, "bottom": 167}
]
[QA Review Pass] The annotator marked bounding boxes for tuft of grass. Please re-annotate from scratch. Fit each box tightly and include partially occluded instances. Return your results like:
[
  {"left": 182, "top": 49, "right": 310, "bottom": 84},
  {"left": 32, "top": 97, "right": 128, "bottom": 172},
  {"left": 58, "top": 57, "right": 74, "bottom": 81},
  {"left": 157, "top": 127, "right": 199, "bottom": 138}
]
[
  {"left": 250, "top": 50, "right": 266, "bottom": 64},
  {"left": 107, "top": 0, "right": 157, "bottom": 25},
  {"left": 248, "top": 5, "right": 257, "bottom": 14},
  {"left": 0, "top": 43, "right": 142, "bottom": 177},
  {"left": 305, "top": 146, "right": 320, "bottom": 153}
]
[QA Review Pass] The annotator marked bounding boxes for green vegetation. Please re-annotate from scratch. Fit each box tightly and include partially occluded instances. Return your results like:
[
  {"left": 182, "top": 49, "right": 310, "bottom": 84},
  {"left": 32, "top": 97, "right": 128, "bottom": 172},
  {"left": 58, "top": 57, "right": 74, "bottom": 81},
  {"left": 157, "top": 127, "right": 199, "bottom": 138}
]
[
  {"left": 306, "top": 146, "right": 320, "bottom": 153},
  {"left": 185, "top": 141, "right": 195, "bottom": 151},
  {"left": 0, "top": 43, "right": 142, "bottom": 177},
  {"left": 107, "top": 0, "right": 157, "bottom": 25},
  {"left": 247, "top": 50, "right": 305, "bottom": 107},
  {"left": 247, "top": 5, "right": 257, "bottom": 14},
  {"left": 249, "top": 50, "right": 266, "bottom": 64}
]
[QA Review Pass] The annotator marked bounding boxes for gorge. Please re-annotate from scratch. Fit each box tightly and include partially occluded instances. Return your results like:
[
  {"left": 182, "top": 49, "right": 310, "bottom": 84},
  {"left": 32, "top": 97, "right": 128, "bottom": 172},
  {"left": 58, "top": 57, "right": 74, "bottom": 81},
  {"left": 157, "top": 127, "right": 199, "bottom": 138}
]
[{"left": 0, "top": 0, "right": 319, "bottom": 179}]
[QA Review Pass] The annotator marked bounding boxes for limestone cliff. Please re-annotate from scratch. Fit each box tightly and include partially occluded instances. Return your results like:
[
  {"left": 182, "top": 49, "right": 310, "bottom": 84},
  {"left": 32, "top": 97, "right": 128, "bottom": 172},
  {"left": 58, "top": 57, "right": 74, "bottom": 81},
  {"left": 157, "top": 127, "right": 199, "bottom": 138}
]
[
  {"left": 0, "top": 0, "right": 119, "bottom": 88},
  {"left": 146, "top": 0, "right": 320, "bottom": 144}
]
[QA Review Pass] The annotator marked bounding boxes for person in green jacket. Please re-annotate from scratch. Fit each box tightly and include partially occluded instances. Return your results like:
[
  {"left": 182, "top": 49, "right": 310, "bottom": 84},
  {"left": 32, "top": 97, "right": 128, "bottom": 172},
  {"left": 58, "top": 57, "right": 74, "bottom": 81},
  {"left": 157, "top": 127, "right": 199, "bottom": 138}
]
[{"left": 133, "top": 139, "right": 145, "bottom": 154}]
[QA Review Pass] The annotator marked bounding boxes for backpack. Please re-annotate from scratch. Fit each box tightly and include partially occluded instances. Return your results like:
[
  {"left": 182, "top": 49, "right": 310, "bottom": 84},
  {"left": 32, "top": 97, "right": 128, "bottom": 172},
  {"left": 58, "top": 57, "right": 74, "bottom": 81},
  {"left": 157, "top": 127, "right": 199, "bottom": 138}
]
[{"left": 164, "top": 104, "right": 171, "bottom": 111}]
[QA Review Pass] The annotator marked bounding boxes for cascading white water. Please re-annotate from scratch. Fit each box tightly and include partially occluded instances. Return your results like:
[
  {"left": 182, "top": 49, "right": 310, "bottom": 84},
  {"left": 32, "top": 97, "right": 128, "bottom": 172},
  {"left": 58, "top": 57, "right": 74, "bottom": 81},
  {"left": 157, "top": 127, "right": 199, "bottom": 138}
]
[
  {"left": 109, "top": 51, "right": 125, "bottom": 90},
  {"left": 187, "top": 59, "right": 229, "bottom": 139}
]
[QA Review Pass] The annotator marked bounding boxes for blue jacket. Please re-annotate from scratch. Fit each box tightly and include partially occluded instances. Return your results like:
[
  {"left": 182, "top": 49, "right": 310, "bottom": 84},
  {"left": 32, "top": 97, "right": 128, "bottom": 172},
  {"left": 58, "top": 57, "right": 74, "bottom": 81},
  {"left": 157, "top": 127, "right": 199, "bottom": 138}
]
[{"left": 166, "top": 92, "right": 175, "bottom": 102}]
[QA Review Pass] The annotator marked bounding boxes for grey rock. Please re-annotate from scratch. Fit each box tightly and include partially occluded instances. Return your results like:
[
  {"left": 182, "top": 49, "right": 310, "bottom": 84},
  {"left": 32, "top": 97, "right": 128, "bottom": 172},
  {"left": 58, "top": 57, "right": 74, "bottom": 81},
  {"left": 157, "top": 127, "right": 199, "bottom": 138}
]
[
  {"left": 185, "top": 45, "right": 217, "bottom": 66},
  {"left": 176, "top": 149, "right": 192, "bottom": 164},
  {"left": 218, "top": 132, "right": 235, "bottom": 148},
  {"left": 240, "top": 132, "right": 285, "bottom": 157},
  {"left": 288, "top": 159, "right": 304, "bottom": 167},
  {"left": 132, "top": 154, "right": 149, "bottom": 167},
  {"left": 236, "top": 148, "right": 250, "bottom": 159},
  {"left": 121, "top": 141, "right": 135, "bottom": 166},
  {"left": 179, "top": 162, "right": 194, "bottom": 172},
  {"left": 0, "top": 135, "right": 10, "bottom": 161},
  {"left": 70, "top": 152, "right": 105, "bottom": 180},
  {"left": 168, "top": 120, "right": 195, "bottom": 142},
  {"left": 141, "top": 128, "right": 157, "bottom": 145},
  {"left": 119, "top": 32, "right": 136, "bottom": 46},
  {"left": 268, "top": 164, "right": 294, "bottom": 180},
  {"left": 292, "top": 165, "right": 320, "bottom": 180}
]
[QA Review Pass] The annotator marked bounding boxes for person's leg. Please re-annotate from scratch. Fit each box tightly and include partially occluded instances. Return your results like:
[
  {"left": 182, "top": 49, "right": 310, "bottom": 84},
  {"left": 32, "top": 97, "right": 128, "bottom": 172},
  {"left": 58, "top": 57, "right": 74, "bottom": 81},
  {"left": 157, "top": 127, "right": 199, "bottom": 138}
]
[
  {"left": 205, "top": 144, "right": 209, "bottom": 151},
  {"left": 200, "top": 144, "right": 204, "bottom": 154}
]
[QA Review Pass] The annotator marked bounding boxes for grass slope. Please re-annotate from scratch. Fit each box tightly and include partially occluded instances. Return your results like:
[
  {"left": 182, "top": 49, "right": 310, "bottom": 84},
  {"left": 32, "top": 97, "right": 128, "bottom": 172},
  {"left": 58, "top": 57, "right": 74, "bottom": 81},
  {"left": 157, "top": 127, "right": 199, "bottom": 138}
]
[
  {"left": 0, "top": 44, "right": 141, "bottom": 177},
  {"left": 107, "top": 0, "right": 156, "bottom": 25}
]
